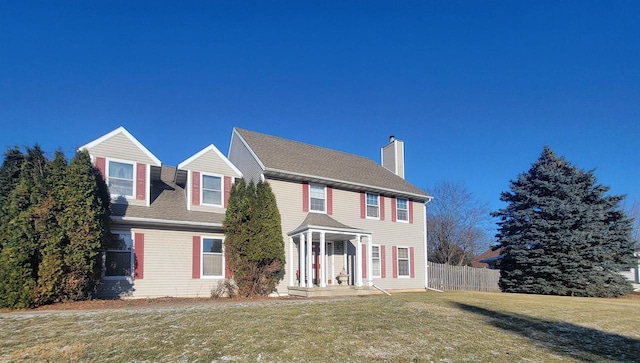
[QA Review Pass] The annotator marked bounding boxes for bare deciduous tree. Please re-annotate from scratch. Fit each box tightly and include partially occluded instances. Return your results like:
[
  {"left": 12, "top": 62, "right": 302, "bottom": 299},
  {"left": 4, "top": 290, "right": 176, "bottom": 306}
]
[{"left": 426, "top": 181, "right": 492, "bottom": 266}]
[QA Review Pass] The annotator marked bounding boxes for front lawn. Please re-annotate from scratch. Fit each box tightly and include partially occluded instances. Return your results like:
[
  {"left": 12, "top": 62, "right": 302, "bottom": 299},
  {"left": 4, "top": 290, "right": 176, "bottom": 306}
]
[{"left": 1, "top": 291, "right": 639, "bottom": 362}]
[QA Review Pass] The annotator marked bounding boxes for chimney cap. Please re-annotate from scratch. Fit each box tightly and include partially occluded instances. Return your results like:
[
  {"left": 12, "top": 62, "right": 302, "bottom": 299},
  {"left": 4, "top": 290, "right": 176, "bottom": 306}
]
[{"left": 389, "top": 135, "right": 395, "bottom": 142}]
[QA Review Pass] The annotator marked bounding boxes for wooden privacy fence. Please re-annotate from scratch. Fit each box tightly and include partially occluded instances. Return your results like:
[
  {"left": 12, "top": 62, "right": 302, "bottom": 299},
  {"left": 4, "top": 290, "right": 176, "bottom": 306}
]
[{"left": 428, "top": 263, "right": 500, "bottom": 292}]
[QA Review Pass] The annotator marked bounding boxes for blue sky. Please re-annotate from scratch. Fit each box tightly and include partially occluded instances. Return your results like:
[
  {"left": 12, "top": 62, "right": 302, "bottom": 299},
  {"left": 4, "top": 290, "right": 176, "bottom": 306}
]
[{"left": 1, "top": 1, "right": 639, "bottom": 220}]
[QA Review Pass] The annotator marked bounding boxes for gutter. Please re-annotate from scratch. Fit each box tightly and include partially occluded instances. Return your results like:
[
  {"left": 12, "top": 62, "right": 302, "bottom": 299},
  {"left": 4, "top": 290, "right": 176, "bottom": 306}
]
[
  {"left": 424, "top": 197, "right": 434, "bottom": 291},
  {"left": 111, "top": 216, "right": 223, "bottom": 229}
]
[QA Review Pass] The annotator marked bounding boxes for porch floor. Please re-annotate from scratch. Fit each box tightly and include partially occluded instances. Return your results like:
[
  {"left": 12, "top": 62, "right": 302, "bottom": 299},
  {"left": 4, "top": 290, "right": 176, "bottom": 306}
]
[{"left": 287, "top": 285, "right": 375, "bottom": 297}]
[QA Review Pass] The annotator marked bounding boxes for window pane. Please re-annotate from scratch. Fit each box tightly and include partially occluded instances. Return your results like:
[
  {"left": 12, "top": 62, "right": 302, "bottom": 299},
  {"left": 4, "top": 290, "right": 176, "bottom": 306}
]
[
  {"left": 397, "top": 198, "right": 407, "bottom": 210},
  {"left": 309, "top": 185, "right": 325, "bottom": 199},
  {"left": 203, "top": 190, "right": 222, "bottom": 205},
  {"left": 202, "top": 238, "right": 222, "bottom": 253},
  {"left": 105, "top": 251, "right": 132, "bottom": 276},
  {"left": 398, "top": 260, "right": 409, "bottom": 276},
  {"left": 310, "top": 198, "right": 325, "bottom": 211},
  {"left": 203, "top": 254, "right": 223, "bottom": 276},
  {"left": 372, "top": 246, "right": 380, "bottom": 258},
  {"left": 109, "top": 162, "right": 133, "bottom": 179},
  {"left": 397, "top": 209, "right": 408, "bottom": 221},
  {"left": 366, "top": 193, "right": 378, "bottom": 206},
  {"left": 109, "top": 179, "right": 133, "bottom": 196},
  {"left": 398, "top": 248, "right": 409, "bottom": 259},
  {"left": 367, "top": 205, "right": 379, "bottom": 218},
  {"left": 372, "top": 259, "right": 381, "bottom": 277},
  {"left": 202, "top": 175, "right": 221, "bottom": 190}
]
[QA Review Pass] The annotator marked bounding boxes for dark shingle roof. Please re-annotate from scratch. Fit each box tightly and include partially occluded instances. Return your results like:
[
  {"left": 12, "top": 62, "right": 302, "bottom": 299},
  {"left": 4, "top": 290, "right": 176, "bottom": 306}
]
[
  {"left": 111, "top": 165, "right": 224, "bottom": 229},
  {"left": 235, "top": 128, "right": 430, "bottom": 200}
]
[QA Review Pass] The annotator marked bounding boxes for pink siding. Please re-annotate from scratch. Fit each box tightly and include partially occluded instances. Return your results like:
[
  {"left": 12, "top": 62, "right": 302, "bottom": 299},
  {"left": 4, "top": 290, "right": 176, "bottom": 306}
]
[
  {"left": 224, "top": 176, "right": 232, "bottom": 208},
  {"left": 391, "top": 198, "right": 397, "bottom": 222},
  {"left": 136, "top": 163, "right": 146, "bottom": 200},
  {"left": 362, "top": 244, "right": 367, "bottom": 278},
  {"left": 192, "top": 236, "right": 200, "bottom": 278},
  {"left": 380, "top": 196, "right": 385, "bottom": 221},
  {"left": 95, "top": 157, "right": 106, "bottom": 180},
  {"left": 360, "top": 192, "right": 365, "bottom": 219},
  {"left": 192, "top": 171, "right": 200, "bottom": 206},
  {"left": 381, "top": 245, "right": 386, "bottom": 278},
  {"left": 302, "top": 183, "right": 309, "bottom": 212},
  {"left": 134, "top": 233, "right": 144, "bottom": 279},
  {"left": 327, "top": 186, "right": 333, "bottom": 215},
  {"left": 410, "top": 247, "right": 415, "bottom": 278},
  {"left": 392, "top": 246, "right": 398, "bottom": 278}
]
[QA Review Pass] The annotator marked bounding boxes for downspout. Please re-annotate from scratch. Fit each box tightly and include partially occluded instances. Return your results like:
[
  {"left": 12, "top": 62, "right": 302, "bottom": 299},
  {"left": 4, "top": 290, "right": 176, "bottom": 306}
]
[{"left": 424, "top": 197, "right": 442, "bottom": 292}]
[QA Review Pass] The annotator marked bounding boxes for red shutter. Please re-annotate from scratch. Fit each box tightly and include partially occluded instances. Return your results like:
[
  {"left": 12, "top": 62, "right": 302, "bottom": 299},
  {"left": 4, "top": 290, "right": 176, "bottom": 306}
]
[
  {"left": 327, "top": 186, "right": 333, "bottom": 215},
  {"left": 381, "top": 245, "right": 386, "bottom": 278},
  {"left": 302, "top": 183, "right": 309, "bottom": 212},
  {"left": 392, "top": 246, "right": 398, "bottom": 278},
  {"left": 192, "top": 171, "right": 200, "bottom": 206},
  {"left": 410, "top": 247, "right": 415, "bottom": 278},
  {"left": 136, "top": 163, "right": 146, "bottom": 200},
  {"left": 360, "top": 193, "right": 366, "bottom": 219},
  {"left": 134, "top": 233, "right": 144, "bottom": 279},
  {"left": 380, "top": 196, "right": 385, "bottom": 221},
  {"left": 409, "top": 201, "right": 414, "bottom": 223},
  {"left": 391, "top": 198, "right": 397, "bottom": 222},
  {"left": 95, "top": 157, "right": 106, "bottom": 180},
  {"left": 362, "top": 244, "right": 367, "bottom": 278},
  {"left": 224, "top": 176, "right": 232, "bottom": 208},
  {"left": 192, "top": 236, "right": 200, "bottom": 278}
]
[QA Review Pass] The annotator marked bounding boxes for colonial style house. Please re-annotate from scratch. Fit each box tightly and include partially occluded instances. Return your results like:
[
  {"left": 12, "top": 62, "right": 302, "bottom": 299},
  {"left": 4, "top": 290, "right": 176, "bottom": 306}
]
[
  {"left": 228, "top": 128, "right": 432, "bottom": 296},
  {"left": 80, "top": 127, "right": 242, "bottom": 298}
]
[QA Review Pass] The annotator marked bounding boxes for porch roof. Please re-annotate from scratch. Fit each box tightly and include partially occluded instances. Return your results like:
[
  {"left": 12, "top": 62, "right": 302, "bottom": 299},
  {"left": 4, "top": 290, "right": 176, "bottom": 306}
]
[{"left": 288, "top": 213, "right": 370, "bottom": 239}]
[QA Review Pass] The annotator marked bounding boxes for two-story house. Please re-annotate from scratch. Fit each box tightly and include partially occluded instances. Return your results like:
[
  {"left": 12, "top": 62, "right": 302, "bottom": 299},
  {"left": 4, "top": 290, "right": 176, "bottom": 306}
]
[
  {"left": 228, "top": 128, "right": 432, "bottom": 296},
  {"left": 80, "top": 127, "right": 242, "bottom": 298}
]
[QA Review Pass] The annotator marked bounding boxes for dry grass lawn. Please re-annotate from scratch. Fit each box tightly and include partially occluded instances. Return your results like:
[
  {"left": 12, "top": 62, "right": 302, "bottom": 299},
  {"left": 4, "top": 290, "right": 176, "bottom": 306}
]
[{"left": 1, "top": 291, "right": 639, "bottom": 362}]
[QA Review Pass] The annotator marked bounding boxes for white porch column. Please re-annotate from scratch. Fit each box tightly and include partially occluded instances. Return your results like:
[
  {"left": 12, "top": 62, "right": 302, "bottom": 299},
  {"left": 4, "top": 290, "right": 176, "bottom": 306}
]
[
  {"left": 366, "top": 234, "right": 373, "bottom": 286},
  {"left": 299, "top": 233, "right": 305, "bottom": 287},
  {"left": 355, "top": 234, "right": 363, "bottom": 287},
  {"left": 319, "top": 232, "right": 326, "bottom": 287},
  {"left": 306, "top": 231, "right": 313, "bottom": 288},
  {"left": 343, "top": 240, "right": 348, "bottom": 284},
  {"left": 289, "top": 237, "right": 294, "bottom": 286}
]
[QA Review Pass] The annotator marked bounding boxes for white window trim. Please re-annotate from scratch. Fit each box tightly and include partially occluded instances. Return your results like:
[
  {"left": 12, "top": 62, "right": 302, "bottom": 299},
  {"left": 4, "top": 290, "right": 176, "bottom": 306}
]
[
  {"left": 102, "top": 230, "right": 134, "bottom": 281},
  {"left": 396, "top": 198, "right": 409, "bottom": 223},
  {"left": 397, "top": 246, "right": 411, "bottom": 278},
  {"left": 372, "top": 244, "right": 381, "bottom": 278},
  {"left": 200, "top": 173, "right": 224, "bottom": 207},
  {"left": 366, "top": 193, "right": 380, "bottom": 220},
  {"left": 200, "top": 236, "right": 225, "bottom": 279},
  {"left": 106, "top": 157, "right": 137, "bottom": 199},
  {"left": 309, "top": 183, "right": 327, "bottom": 214}
]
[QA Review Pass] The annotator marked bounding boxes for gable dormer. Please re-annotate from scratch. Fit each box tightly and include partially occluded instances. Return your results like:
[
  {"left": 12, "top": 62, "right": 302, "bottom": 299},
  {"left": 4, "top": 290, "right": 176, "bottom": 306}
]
[
  {"left": 176, "top": 144, "right": 242, "bottom": 212},
  {"left": 79, "top": 126, "right": 162, "bottom": 207}
]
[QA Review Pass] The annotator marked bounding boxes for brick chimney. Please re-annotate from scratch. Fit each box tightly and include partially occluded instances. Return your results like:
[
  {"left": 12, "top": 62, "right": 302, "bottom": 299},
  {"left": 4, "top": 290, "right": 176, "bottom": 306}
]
[{"left": 381, "top": 135, "right": 405, "bottom": 179}]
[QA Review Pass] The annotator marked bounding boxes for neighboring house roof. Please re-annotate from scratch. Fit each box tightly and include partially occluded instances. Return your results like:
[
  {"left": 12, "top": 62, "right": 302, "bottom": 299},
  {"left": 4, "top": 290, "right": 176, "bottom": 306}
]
[
  {"left": 471, "top": 247, "right": 503, "bottom": 268},
  {"left": 111, "top": 165, "right": 224, "bottom": 230},
  {"left": 233, "top": 128, "right": 431, "bottom": 201}
]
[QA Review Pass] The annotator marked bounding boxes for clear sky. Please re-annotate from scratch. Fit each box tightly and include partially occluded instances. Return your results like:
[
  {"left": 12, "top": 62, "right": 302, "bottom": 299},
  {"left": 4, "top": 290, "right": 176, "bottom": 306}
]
[{"left": 1, "top": 1, "right": 638, "bottom": 221}]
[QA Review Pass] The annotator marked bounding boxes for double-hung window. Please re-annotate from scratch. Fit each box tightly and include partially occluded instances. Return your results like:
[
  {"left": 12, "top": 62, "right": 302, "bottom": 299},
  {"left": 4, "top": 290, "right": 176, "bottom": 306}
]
[
  {"left": 108, "top": 160, "right": 134, "bottom": 197},
  {"left": 309, "top": 184, "right": 326, "bottom": 212},
  {"left": 202, "top": 238, "right": 223, "bottom": 277},
  {"left": 366, "top": 193, "right": 379, "bottom": 218},
  {"left": 104, "top": 232, "right": 133, "bottom": 279},
  {"left": 202, "top": 175, "right": 222, "bottom": 206},
  {"left": 372, "top": 245, "right": 381, "bottom": 277},
  {"left": 396, "top": 198, "right": 409, "bottom": 222},
  {"left": 397, "top": 247, "right": 410, "bottom": 277}
]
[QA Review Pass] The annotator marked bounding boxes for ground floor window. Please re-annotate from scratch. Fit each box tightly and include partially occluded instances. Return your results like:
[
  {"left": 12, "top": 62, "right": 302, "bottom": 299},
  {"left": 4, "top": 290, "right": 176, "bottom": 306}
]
[
  {"left": 104, "top": 232, "right": 133, "bottom": 279},
  {"left": 397, "top": 247, "right": 410, "bottom": 277},
  {"left": 202, "top": 238, "right": 223, "bottom": 277},
  {"left": 372, "top": 245, "right": 381, "bottom": 277}
]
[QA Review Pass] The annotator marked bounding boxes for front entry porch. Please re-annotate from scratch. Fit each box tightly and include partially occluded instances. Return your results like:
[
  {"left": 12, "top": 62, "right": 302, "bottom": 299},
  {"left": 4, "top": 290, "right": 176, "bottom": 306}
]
[{"left": 287, "top": 285, "right": 374, "bottom": 297}]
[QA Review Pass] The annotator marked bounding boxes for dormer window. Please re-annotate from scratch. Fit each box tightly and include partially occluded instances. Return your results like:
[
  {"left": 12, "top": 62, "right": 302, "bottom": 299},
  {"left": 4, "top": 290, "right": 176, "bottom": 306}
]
[
  {"left": 396, "top": 198, "right": 409, "bottom": 222},
  {"left": 366, "top": 193, "right": 379, "bottom": 218},
  {"left": 108, "top": 160, "right": 134, "bottom": 197},
  {"left": 202, "top": 174, "right": 222, "bottom": 206},
  {"left": 309, "top": 184, "right": 326, "bottom": 212}
]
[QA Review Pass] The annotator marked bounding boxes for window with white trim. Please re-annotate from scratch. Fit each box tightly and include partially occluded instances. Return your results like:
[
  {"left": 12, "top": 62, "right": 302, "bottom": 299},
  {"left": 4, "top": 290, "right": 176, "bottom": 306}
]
[
  {"left": 108, "top": 160, "right": 134, "bottom": 197},
  {"left": 372, "top": 245, "right": 381, "bottom": 278},
  {"left": 396, "top": 198, "right": 409, "bottom": 222},
  {"left": 309, "top": 184, "right": 326, "bottom": 212},
  {"left": 366, "top": 193, "right": 379, "bottom": 218},
  {"left": 202, "top": 238, "right": 223, "bottom": 277},
  {"left": 104, "top": 231, "right": 133, "bottom": 279},
  {"left": 397, "top": 247, "right": 410, "bottom": 277},
  {"left": 202, "top": 175, "right": 222, "bottom": 206}
]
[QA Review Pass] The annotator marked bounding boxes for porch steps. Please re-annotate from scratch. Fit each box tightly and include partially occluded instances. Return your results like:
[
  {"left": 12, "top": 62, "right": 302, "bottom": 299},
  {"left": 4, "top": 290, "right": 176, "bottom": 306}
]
[{"left": 287, "top": 285, "right": 375, "bottom": 298}]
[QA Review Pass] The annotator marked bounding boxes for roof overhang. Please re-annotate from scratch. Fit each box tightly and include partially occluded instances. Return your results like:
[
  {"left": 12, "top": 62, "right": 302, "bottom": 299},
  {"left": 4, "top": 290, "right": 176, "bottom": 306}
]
[{"left": 111, "top": 216, "right": 223, "bottom": 233}]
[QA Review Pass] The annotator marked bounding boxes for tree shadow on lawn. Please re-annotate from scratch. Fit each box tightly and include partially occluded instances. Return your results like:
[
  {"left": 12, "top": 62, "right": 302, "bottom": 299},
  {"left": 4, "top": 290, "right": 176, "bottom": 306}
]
[{"left": 454, "top": 302, "right": 640, "bottom": 362}]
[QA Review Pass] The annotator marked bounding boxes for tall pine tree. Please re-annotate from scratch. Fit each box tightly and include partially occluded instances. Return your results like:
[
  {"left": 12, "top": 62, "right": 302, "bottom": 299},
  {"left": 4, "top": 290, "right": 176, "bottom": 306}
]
[
  {"left": 493, "top": 146, "right": 635, "bottom": 297},
  {"left": 0, "top": 147, "right": 25, "bottom": 253}
]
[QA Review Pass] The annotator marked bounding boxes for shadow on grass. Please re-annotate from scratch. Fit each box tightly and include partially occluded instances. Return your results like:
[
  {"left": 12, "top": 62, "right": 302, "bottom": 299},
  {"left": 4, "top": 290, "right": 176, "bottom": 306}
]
[{"left": 454, "top": 302, "right": 640, "bottom": 362}]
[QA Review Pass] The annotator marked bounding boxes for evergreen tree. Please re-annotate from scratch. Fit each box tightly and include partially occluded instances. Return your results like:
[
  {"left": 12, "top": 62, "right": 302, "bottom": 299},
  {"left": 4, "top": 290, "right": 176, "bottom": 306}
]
[
  {"left": 59, "top": 150, "right": 111, "bottom": 300},
  {"left": 493, "top": 146, "right": 636, "bottom": 297},
  {"left": 223, "top": 179, "right": 285, "bottom": 296},
  {"left": 0, "top": 147, "right": 25, "bottom": 253}
]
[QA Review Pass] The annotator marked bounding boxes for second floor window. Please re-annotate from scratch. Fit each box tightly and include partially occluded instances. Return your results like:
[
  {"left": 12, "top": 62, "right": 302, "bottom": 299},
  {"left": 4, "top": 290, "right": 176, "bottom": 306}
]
[
  {"left": 366, "top": 193, "right": 379, "bottom": 218},
  {"left": 108, "top": 161, "right": 134, "bottom": 197},
  {"left": 202, "top": 175, "right": 222, "bottom": 206},
  {"left": 309, "top": 184, "right": 326, "bottom": 212},
  {"left": 396, "top": 198, "right": 409, "bottom": 222}
]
